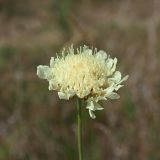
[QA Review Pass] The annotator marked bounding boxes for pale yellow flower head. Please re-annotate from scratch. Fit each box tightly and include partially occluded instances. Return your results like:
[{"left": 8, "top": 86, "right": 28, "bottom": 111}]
[{"left": 37, "top": 45, "right": 128, "bottom": 119}]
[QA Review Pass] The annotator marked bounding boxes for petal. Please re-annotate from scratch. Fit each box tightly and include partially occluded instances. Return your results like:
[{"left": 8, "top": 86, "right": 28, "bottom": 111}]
[
  {"left": 113, "top": 71, "right": 121, "bottom": 82},
  {"left": 86, "top": 101, "right": 104, "bottom": 119},
  {"left": 114, "top": 84, "right": 124, "bottom": 91},
  {"left": 68, "top": 91, "right": 76, "bottom": 98},
  {"left": 84, "top": 49, "right": 92, "bottom": 55},
  {"left": 93, "top": 102, "right": 104, "bottom": 110},
  {"left": 58, "top": 92, "right": 70, "bottom": 100},
  {"left": 68, "top": 45, "right": 74, "bottom": 54},
  {"left": 96, "top": 96, "right": 107, "bottom": 102},
  {"left": 82, "top": 46, "right": 92, "bottom": 55},
  {"left": 104, "top": 86, "right": 115, "bottom": 94},
  {"left": 37, "top": 65, "right": 50, "bottom": 79},
  {"left": 96, "top": 50, "right": 107, "bottom": 60},
  {"left": 82, "top": 89, "right": 90, "bottom": 97},
  {"left": 50, "top": 57, "right": 55, "bottom": 67},
  {"left": 86, "top": 101, "right": 94, "bottom": 110},
  {"left": 110, "top": 58, "right": 117, "bottom": 73},
  {"left": 119, "top": 75, "right": 129, "bottom": 84},
  {"left": 108, "top": 71, "right": 121, "bottom": 83},
  {"left": 89, "top": 110, "right": 96, "bottom": 119},
  {"left": 48, "top": 81, "right": 57, "bottom": 90},
  {"left": 106, "top": 58, "right": 113, "bottom": 69},
  {"left": 107, "top": 92, "right": 120, "bottom": 99}
]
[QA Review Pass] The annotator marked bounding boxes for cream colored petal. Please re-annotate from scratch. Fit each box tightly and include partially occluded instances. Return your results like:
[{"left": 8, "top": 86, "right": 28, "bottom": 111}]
[
  {"left": 86, "top": 101, "right": 94, "bottom": 110},
  {"left": 58, "top": 92, "right": 70, "bottom": 100},
  {"left": 48, "top": 81, "right": 57, "bottom": 90},
  {"left": 86, "top": 101, "right": 104, "bottom": 119},
  {"left": 50, "top": 57, "right": 55, "bottom": 67},
  {"left": 104, "top": 86, "right": 115, "bottom": 95},
  {"left": 96, "top": 96, "right": 107, "bottom": 102},
  {"left": 114, "top": 84, "right": 124, "bottom": 91},
  {"left": 119, "top": 75, "right": 129, "bottom": 84},
  {"left": 106, "top": 58, "right": 113, "bottom": 69},
  {"left": 85, "top": 49, "right": 92, "bottom": 55},
  {"left": 68, "top": 45, "right": 74, "bottom": 54},
  {"left": 110, "top": 58, "right": 117, "bottom": 73},
  {"left": 89, "top": 110, "right": 96, "bottom": 119},
  {"left": 108, "top": 71, "right": 121, "bottom": 83},
  {"left": 93, "top": 101, "right": 104, "bottom": 110},
  {"left": 68, "top": 91, "right": 76, "bottom": 98},
  {"left": 82, "top": 89, "right": 90, "bottom": 97},
  {"left": 108, "top": 73, "right": 123, "bottom": 88},
  {"left": 107, "top": 92, "right": 120, "bottom": 99},
  {"left": 113, "top": 71, "right": 121, "bottom": 81},
  {"left": 96, "top": 50, "right": 107, "bottom": 60},
  {"left": 37, "top": 65, "right": 50, "bottom": 79}
]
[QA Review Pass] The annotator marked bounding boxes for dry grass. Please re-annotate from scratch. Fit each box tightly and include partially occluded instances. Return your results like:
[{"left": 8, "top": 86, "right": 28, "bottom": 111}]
[{"left": 0, "top": 0, "right": 160, "bottom": 160}]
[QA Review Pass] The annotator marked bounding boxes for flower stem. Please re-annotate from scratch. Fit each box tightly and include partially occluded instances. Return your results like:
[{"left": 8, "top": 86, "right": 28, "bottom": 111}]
[{"left": 77, "top": 98, "right": 83, "bottom": 160}]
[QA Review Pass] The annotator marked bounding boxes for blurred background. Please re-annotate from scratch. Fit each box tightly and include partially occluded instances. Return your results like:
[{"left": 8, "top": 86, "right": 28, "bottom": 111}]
[{"left": 0, "top": 0, "right": 160, "bottom": 160}]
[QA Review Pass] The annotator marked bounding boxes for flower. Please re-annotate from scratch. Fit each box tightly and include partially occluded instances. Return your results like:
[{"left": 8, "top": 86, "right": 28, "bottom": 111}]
[{"left": 37, "top": 45, "right": 128, "bottom": 119}]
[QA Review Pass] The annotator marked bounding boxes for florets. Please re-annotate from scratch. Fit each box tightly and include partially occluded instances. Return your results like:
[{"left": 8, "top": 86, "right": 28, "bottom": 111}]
[{"left": 37, "top": 45, "right": 128, "bottom": 119}]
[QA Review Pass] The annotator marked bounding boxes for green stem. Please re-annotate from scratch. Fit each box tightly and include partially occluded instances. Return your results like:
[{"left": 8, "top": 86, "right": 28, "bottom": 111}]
[{"left": 77, "top": 98, "right": 83, "bottom": 160}]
